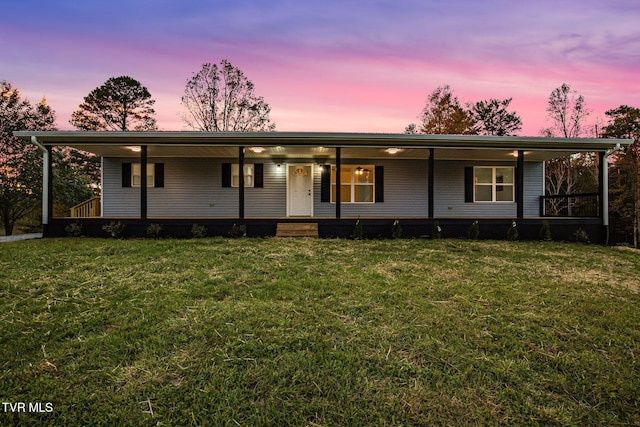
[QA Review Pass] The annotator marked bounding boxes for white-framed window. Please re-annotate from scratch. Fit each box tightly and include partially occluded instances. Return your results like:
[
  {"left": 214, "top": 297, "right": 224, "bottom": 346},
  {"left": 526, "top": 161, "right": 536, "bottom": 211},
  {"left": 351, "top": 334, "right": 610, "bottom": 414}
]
[
  {"left": 474, "top": 166, "right": 514, "bottom": 202},
  {"left": 331, "top": 165, "right": 374, "bottom": 203},
  {"left": 132, "top": 163, "right": 155, "bottom": 187},
  {"left": 232, "top": 164, "right": 254, "bottom": 187}
]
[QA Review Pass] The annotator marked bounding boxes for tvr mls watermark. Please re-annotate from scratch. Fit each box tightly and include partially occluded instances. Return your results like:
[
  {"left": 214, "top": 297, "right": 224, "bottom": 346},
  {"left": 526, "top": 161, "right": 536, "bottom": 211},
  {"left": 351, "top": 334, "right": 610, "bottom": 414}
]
[{"left": 2, "top": 402, "right": 54, "bottom": 413}]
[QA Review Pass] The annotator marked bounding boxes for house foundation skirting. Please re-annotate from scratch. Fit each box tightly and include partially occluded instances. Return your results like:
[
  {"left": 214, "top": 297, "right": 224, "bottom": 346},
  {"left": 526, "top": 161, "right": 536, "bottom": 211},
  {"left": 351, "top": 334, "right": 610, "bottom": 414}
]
[{"left": 46, "top": 218, "right": 606, "bottom": 243}]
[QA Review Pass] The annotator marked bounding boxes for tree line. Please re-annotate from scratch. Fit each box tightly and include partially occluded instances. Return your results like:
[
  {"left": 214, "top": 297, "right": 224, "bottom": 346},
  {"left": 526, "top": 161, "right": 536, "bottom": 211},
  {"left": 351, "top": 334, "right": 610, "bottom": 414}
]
[{"left": 1, "top": 60, "right": 639, "bottom": 245}]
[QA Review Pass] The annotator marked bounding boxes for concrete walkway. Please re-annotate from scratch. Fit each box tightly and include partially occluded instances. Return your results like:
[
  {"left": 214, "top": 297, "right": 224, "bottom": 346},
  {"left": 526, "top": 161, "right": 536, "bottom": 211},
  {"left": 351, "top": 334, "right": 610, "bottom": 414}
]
[{"left": 0, "top": 233, "right": 43, "bottom": 243}]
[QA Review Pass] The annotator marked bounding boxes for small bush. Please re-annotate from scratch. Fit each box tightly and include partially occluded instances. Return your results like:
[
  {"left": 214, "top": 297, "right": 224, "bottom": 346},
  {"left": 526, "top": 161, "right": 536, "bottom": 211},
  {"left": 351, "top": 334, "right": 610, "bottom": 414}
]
[
  {"left": 191, "top": 224, "right": 207, "bottom": 238},
  {"left": 391, "top": 219, "right": 402, "bottom": 239},
  {"left": 507, "top": 220, "right": 519, "bottom": 241},
  {"left": 468, "top": 220, "right": 480, "bottom": 240},
  {"left": 229, "top": 224, "right": 247, "bottom": 238},
  {"left": 539, "top": 220, "right": 552, "bottom": 241},
  {"left": 432, "top": 221, "right": 442, "bottom": 239},
  {"left": 146, "top": 223, "right": 163, "bottom": 238},
  {"left": 65, "top": 222, "right": 83, "bottom": 237},
  {"left": 573, "top": 228, "right": 590, "bottom": 244},
  {"left": 102, "top": 221, "right": 125, "bottom": 239},
  {"left": 353, "top": 218, "right": 364, "bottom": 240}
]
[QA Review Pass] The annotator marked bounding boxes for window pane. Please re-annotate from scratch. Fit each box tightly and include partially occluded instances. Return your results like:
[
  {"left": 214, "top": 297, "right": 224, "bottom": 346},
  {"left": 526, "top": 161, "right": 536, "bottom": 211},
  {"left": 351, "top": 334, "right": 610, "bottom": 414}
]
[
  {"left": 355, "top": 167, "right": 374, "bottom": 183},
  {"left": 131, "top": 163, "right": 154, "bottom": 187},
  {"left": 341, "top": 185, "right": 351, "bottom": 202},
  {"left": 340, "top": 166, "right": 351, "bottom": 184},
  {"left": 332, "top": 185, "right": 353, "bottom": 202},
  {"left": 475, "top": 185, "right": 492, "bottom": 201},
  {"left": 496, "top": 168, "right": 513, "bottom": 184},
  {"left": 354, "top": 185, "right": 373, "bottom": 202},
  {"left": 475, "top": 168, "right": 492, "bottom": 184},
  {"left": 496, "top": 185, "right": 514, "bottom": 201}
]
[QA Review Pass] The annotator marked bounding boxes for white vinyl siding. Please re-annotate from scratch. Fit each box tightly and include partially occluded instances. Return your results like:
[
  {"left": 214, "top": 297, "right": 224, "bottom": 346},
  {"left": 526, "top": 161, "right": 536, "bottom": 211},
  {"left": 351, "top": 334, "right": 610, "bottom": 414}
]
[
  {"left": 102, "top": 157, "right": 544, "bottom": 219},
  {"left": 434, "top": 160, "right": 542, "bottom": 217},
  {"left": 315, "top": 159, "right": 429, "bottom": 217},
  {"left": 103, "top": 158, "right": 285, "bottom": 217}
]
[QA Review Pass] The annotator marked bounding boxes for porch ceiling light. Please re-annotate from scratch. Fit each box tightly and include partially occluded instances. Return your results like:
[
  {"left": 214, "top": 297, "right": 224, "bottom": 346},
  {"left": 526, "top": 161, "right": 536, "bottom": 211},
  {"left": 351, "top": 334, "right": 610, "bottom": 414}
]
[
  {"left": 127, "top": 146, "right": 142, "bottom": 152},
  {"left": 250, "top": 146, "right": 265, "bottom": 153},
  {"left": 386, "top": 147, "right": 402, "bottom": 154}
]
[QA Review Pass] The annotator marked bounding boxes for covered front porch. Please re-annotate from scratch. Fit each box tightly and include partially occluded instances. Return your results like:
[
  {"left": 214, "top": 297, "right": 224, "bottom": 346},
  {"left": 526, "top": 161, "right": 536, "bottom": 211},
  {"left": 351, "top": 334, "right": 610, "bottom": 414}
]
[{"left": 15, "top": 131, "right": 629, "bottom": 242}]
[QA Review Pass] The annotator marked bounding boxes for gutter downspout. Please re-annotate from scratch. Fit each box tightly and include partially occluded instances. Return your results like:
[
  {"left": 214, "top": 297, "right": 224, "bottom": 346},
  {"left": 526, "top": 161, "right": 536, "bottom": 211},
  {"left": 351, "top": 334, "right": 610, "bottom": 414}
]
[{"left": 31, "top": 137, "right": 52, "bottom": 234}]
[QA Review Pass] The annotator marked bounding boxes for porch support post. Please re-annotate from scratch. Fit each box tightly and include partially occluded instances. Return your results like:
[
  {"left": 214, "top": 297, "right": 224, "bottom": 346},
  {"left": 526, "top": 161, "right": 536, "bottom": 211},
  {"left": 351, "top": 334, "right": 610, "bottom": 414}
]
[
  {"left": 428, "top": 148, "right": 434, "bottom": 218},
  {"left": 599, "top": 151, "right": 609, "bottom": 229},
  {"left": 43, "top": 145, "right": 53, "bottom": 233},
  {"left": 335, "top": 147, "right": 341, "bottom": 219},
  {"left": 140, "top": 145, "right": 148, "bottom": 220},
  {"left": 239, "top": 146, "right": 245, "bottom": 219},
  {"left": 517, "top": 150, "right": 524, "bottom": 219}
]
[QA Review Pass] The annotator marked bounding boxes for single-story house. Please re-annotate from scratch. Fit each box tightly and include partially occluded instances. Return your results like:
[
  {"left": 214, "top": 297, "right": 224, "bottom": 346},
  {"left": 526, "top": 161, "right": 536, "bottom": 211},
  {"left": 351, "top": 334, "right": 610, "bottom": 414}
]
[{"left": 14, "top": 131, "right": 632, "bottom": 242}]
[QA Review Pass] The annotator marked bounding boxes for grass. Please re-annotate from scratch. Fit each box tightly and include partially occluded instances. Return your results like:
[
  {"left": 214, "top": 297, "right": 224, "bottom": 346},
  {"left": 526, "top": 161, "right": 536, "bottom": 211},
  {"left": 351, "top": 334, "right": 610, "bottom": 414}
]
[{"left": 1, "top": 238, "right": 639, "bottom": 426}]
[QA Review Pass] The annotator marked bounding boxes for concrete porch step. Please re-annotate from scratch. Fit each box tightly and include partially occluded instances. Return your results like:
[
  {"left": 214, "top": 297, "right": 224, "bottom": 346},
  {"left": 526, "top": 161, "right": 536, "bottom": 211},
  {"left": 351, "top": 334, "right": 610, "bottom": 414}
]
[{"left": 276, "top": 223, "right": 319, "bottom": 238}]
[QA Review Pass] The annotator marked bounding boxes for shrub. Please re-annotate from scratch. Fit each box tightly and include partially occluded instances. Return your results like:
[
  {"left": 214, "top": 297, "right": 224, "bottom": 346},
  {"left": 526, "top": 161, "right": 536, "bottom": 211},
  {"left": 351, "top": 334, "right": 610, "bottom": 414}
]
[
  {"left": 353, "top": 218, "right": 364, "bottom": 240},
  {"left": 229, "top": 224, "right": 247, "bottom": 238},
  {"left": 468, "top": 220, "right": 480, "bottom": 240},
  {"left": 65, "top": 222, "right": 83, "bottom": 237},
  {"left": 146, "top": 223, "right": 163, "bottom": 238},
  {"left": 539, "top": 220, "right": 552, "bottom": 241},
  {"left": 573, "top": 228, "right": 590, "bottom": 244},
  {"left": 102, "top": 221, "right": 125, "bottom": 238},
  {"left": 507, "top": 220, "right": 519, "bottom": 241},
  {"left": 391, "top": 219, "right": 402, "bottom": 239},
  {"left": 432, "top": 221, "right": 442, "bottom": 239},
  {"left": 191, "top": 224, "right": 207, "bottom": 238}
]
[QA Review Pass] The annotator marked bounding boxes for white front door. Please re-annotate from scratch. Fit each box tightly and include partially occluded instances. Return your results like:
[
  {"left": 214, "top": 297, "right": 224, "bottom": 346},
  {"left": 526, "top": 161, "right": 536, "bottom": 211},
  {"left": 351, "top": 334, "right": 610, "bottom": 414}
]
[{"left": 287, "top": 164, "right": 313, "bottom": 216}]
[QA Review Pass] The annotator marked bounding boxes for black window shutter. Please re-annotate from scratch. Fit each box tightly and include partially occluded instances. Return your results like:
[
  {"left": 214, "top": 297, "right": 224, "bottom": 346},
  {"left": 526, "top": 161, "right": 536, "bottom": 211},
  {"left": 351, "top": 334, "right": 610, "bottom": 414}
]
[
  {"left": 375, "top": 166, "right": 384, "bottom": 203},
  {"left": 464, "top": 167, "right": 474, "bottom": 203},
  {"left": 254, "top": 163, "right": 264, "bottom": 188},
  {"left": 320, "top": 166, "right": 330, "bottom": 202},
  {"left": 154, "top": 163, "right": 164, "bottom": 188},
  {"left": 222, "top": 163, "right": 231, "bottom": 187},
  {"left": 122, "top": 163, "right": 132, "bottom": 187}
]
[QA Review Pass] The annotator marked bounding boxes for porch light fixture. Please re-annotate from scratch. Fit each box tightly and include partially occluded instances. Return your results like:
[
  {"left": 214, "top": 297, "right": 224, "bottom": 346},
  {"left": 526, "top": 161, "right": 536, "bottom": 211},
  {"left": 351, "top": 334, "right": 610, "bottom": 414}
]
[
  {"left": 127, "top": 146, "right": 142, "bottom": 153},
  {"left": 250, "top": 147, "right": 265, "bottom": 154},
  {"left": 386, "top": 148, "right": 402, "bottom": 154}
]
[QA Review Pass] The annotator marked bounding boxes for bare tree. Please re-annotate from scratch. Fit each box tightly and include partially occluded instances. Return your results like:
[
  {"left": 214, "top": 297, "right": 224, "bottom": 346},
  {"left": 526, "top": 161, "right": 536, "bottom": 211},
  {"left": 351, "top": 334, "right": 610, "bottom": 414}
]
[
  {"left": 541, "top": 84, "right": 594, "bottom": 214},
  {"left": 181, "top": 60, "right": 275, "bottom": 132},
  {"left": 542, "top": 83, "right": 590, "bottom": 138}
]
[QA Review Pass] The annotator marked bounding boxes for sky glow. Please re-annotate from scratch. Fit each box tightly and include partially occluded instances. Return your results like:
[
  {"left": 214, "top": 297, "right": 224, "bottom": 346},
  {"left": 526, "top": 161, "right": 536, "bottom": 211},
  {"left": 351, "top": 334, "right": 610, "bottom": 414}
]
[{"left": 2, "top": 0, "right": 639, "bottom": 135}]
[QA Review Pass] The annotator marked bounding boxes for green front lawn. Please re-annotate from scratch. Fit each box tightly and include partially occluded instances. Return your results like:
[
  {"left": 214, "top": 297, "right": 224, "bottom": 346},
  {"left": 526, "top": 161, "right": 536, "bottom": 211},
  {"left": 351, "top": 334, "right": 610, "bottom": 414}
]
[{"left": 1, "top": 238, "right": 639, "bottom": 426}]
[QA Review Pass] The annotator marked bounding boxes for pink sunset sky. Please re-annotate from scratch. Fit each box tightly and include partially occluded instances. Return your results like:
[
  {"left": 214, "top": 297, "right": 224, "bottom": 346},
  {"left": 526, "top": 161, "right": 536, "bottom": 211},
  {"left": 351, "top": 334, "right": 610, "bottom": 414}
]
[{"left": 2, "top": 0, "right": 639, "bottom": 136}]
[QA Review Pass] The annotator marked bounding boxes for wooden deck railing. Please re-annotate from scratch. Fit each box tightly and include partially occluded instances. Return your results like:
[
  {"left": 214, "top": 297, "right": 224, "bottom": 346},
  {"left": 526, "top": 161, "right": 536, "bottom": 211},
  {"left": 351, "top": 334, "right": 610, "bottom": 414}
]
[
  {"left": 540, "top": 193, "right": 599, "bottom": 217},
  {"left": 70, "top": 196, "right": 101, "bottom": 218}
]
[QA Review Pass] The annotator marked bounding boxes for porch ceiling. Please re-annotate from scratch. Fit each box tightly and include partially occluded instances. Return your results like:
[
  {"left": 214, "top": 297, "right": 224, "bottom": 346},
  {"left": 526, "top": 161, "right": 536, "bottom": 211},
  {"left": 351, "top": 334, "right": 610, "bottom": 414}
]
[
  {"left": 62, "top": 144, "right": 579, "bottom": 162},
  {"left": 16, "top": 131, "right": 631, "bottom": 161}
]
